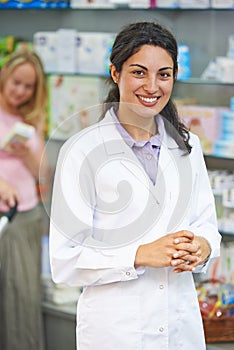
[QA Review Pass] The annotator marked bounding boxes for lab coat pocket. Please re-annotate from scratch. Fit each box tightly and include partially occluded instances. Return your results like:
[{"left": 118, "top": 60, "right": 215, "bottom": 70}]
[{"left": 77, "top": 294, "right": 141, "bottom": 350}]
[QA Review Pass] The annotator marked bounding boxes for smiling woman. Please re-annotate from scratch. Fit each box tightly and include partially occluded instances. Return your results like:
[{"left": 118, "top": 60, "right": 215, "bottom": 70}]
[
  {"left": 50, "top": 22, "right": 221, "bottom": 350},
  {"left": 2, "top": 63, "right": 37, "bottom": 110},
  {"left": 110, "top": 45, "right": 174, "bottom": 135}
]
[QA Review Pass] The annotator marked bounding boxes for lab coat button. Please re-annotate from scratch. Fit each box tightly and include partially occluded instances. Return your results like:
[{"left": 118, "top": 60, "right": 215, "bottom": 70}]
[
  {"left": 159, "top": 327, "right": 164, "bottom": 332},
  {"left": 159, "top": 284, "right": 164, "bottom": 289},
  {"left": 126, "top": 271, "right": 131, "bottom": 276}
]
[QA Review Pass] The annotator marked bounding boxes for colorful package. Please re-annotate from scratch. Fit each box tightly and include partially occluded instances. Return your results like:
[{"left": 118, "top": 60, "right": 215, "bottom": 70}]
[
  {"left": 47, "top": 75, "right": 104, "bottom": 140},
  {"left": 177, "top": 105, "right": 226, "bottom": 155}
]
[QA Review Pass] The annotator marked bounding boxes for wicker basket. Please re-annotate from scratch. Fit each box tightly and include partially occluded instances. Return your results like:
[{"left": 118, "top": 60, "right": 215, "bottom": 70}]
[
  {"left": 203, "top": 315, "right": 234, "bottom": 343},
  {"left": 197, "top": 279, "right": 234, "bottom": 343}
]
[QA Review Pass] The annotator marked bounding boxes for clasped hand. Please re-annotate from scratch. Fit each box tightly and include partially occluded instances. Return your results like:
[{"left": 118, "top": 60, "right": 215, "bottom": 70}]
[{"left": 135, "top": 230, "right": 211, "bottom": 273}]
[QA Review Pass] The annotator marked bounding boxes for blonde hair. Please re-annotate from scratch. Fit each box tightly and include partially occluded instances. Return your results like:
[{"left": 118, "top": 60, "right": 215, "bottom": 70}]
[{"left": 0, "top": 49, "right": 47, "bottom": 128}]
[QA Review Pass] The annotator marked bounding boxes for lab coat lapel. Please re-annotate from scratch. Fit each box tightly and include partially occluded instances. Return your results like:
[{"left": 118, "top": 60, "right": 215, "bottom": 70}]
[
  {"left": 158, "top": 132, "right": 193, "bottom": 232},
  {"left": 98, "top": 110, "right": 191, "bottom": 220},
  {"left": 98, "top": 111, "right": 161, "bottom": 203}
]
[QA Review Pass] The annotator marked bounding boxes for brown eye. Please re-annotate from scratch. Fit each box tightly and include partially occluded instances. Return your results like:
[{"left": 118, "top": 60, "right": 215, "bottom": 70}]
[{"left": 133, "top": 70, "right": 144, "bottom": 76}]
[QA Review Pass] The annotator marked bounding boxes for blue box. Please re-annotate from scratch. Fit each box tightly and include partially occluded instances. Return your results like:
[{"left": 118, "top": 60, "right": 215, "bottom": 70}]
[{"left": 0, "top": 0, "right": 70, "bottom": 8}]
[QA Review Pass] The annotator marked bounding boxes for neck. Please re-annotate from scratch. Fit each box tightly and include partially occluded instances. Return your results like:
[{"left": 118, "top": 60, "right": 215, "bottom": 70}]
[{"left": 117, "top": 109, "right": 157, "bottom": 141}]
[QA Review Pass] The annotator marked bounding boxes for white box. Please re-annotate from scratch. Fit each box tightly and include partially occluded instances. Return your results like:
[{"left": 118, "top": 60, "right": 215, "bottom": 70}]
[
  {"left": 178, "top": 0, "right": 210, "bottom": 8},
  {"left": 211, "top": 0, "right": 233, "bottom": 8},
  {"left": 70, "top": 0, "right": 115, "bottom": 8},
  {"left": 75, "top": 32, "right": 115, "bottom": 75},
  {"left": 129, "top": 0, "right": 152, "bottom": 8},
  {"left": 57, "top": 29, "right": 77, "bottom": 73},
  {"left": 1, "top": 122, "right": 35, "bottom": 150},
  {"left": 34, "top": 31, "right": 57, "bottom": 73},
  {"left": 156, "top": 0, "right": 178, "bottom": 7}
]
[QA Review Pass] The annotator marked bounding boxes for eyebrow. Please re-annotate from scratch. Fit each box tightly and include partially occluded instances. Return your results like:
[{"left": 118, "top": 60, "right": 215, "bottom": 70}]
[{"left": 129, "top": 64, "right": 173, "bottom": 71}]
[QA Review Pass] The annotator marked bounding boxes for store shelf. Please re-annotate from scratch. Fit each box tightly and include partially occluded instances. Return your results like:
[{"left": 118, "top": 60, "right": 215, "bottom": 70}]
[
  {"left": 204, "top": 155, "right": 234, "bottom": 171},
  {"left": 1, "top": 7, "right": 232, "bottom": 349},
  {"left": 177, "top": 78, "right": 234, "bottom": 86},
  {"left": 0, "top": 6, "right": 234, "bottom": 11},
  {"left": 220, "top": 231, "right": 234, "bottom": 237},
  {"left": 42, "top": 301, "right": 76, "bottom": 350},
  {"left": 207, "top": 344, "right": 234, "bottom": 350}
]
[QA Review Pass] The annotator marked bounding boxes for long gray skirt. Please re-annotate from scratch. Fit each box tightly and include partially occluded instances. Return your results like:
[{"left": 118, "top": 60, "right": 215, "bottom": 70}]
[{"left": 0, "top": 205, "right": 44, "bottom": 350}]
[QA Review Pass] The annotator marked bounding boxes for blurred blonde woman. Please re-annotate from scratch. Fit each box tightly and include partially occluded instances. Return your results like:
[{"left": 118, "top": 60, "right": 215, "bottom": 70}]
[{"left": 0, "top": 49, "right": 48, "bottom": 350}]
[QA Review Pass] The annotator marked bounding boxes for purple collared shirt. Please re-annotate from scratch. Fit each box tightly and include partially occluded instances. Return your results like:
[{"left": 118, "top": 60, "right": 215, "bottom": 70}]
[{"left": 110, "top": 108, "right": 163, "bottom": 185}]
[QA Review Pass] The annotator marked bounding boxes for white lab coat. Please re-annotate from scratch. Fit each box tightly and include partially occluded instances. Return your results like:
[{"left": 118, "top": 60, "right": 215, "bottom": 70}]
[{"left": 50, "top": 110, "right": 221, "bottom": 350}]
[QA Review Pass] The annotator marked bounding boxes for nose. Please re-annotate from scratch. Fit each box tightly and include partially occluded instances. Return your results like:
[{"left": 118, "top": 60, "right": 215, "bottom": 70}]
[
  {"left": 143, "top": 75, "right": 158, "bottom": 94},
  {"left": 16, "top": 84, "right": 26, "bottom": 96}
]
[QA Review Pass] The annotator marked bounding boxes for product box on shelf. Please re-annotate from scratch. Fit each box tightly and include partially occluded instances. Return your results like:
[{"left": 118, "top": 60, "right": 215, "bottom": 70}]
[
  {"left": 57, "top": 29, "right": 77, "bottom": 74},
  {"left": 129, "top": 0, "right": 155, "bottom": 8},
  {"left": 34, "top": 30, "right": 77, "bottom": 73},
  {"left": 209, "top": 169, "right": 234, "bottom": 233},
  {"left": 75, "top": 32, "right": 115, "bottom": 75},
  {"left": 211, "top": 0, "right": 234, "bottom": 8},
  {"left": 221, "top": 110, "right": 234, "bottom": 141},
  {"left": 0, "top": 0, "right": 70, "bottom": 8},
  {"left": 227, "top": 35, "right": 234, "bottom": 59},
  {"left": 178, "top": 0, "right": 210, "bottom": 8},
  {"left": 214, "top": 140, "right": 234, "bottom": 159},
  {"left": 177, "top": 105, "right": 226, "bottom": 155},
  {"left": 216, "top": 56, "right": 234, "bottom": 83},
  {"left": 34, "top": 30, "right": 115, "bottom": 75},
  {"left": 47, "top": 75, "right": 104, "bottom": 140},
  {"left": 70, "top": 0, "right": 115, "bottom": 8},
  {"left": 177, "top": 44, "right": 191, "bottom": 80},
  {"left": 213, "top": 98, "right": 234, "bottom": 158},
  {"left": 156, "top": 0, "right": 178, "bottom": 7},
  {"left": 34, "top": 32, "right": 58, "bottom": 73}
]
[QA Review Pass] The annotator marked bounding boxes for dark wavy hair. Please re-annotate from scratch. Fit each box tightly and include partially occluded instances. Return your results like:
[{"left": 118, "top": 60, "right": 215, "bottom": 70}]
[{"left": 102, "top": 21, "right": 192, "bottom": 153}]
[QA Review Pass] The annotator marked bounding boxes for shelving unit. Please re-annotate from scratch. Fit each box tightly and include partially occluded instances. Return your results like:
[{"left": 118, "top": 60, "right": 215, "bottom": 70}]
[
  {"left": 1, "top": 6, "right": 233, "bottom": 349},
  {"left": 1, "top": 5, "right": 232, "bottom": 231}
]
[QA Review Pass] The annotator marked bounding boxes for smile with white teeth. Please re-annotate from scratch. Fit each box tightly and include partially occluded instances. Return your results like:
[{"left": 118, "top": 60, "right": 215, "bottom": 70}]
[{"left": 138, "top": 96, "right": 158, "bottom": 103}]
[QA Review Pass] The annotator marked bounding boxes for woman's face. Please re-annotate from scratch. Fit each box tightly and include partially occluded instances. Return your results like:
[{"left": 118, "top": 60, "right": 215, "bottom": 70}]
[
  {"left": 110, "top": 44, "right": 174, "bottom": 120},
  {"left": 2, "top": 62, "right": 37, "bottom": 109}
]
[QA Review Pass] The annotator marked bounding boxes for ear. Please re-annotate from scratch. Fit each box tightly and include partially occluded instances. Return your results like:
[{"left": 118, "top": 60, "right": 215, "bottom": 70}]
[{"left": 110, "top": 64, "right": 119, "bottom": 84}]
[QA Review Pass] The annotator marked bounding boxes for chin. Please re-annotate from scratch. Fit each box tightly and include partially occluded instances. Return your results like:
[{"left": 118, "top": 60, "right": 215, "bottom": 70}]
[{"left": 131, "top": 103, "right": 158, "bottom": 119}]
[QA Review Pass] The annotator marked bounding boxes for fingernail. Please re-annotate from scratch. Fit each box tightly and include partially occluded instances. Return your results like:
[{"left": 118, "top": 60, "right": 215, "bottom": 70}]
[
  {"left": 174, "top": 238, "right": 179, "bottom": 244},
  {"left": 173, "top": 253, "right": 179, "bottom": 258}
]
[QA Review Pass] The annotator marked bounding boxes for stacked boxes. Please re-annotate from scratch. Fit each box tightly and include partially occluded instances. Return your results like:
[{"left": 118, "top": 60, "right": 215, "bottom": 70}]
[
  {"left": 75, "top": 32, "right": 115, "bottom": 75},
  {"left": 211, "top": 0, "right": 234, "bottom": 8},
  {"left": 34, "top": 32, "right": 57, "bottom": 73},
  {"left": 0, "top": 0, "right": 70, "bottom": 8},
  {"left": 214, "top": 98, "right": 234, "bottom": 158},
  {"left": 177, "top": 104, "right": 226, "bottom": 155},
  {"left": 70, "top": 0, "right": 115, "bottom": 8},
  {"left": 156, "top": 0, "right": 210, "bottom": 8},
  {"left": 2, "top": 0, "right": 233, "bottom": 8},
  {"left": 46, "top": 75, "right": 104, "bottom": 140},
  {"left": 34, "top": 30, "right": 115, "bottom": 75}
]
